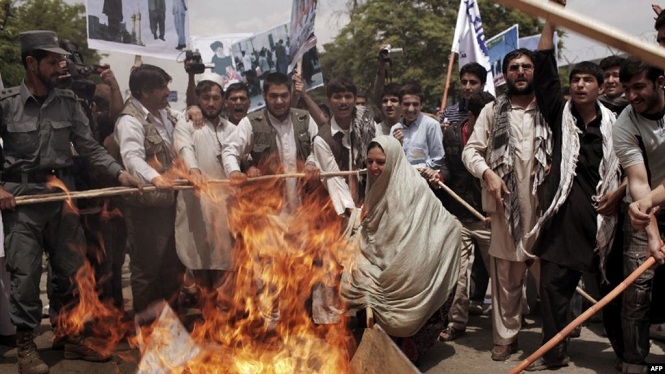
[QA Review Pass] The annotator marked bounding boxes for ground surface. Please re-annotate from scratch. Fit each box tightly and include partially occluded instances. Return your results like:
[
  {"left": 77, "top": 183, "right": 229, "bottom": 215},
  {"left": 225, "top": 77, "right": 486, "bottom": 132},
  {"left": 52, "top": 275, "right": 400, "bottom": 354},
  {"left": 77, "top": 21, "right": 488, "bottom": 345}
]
[{"left": 0, "top": 257, "right": 663, "bottom": 373}]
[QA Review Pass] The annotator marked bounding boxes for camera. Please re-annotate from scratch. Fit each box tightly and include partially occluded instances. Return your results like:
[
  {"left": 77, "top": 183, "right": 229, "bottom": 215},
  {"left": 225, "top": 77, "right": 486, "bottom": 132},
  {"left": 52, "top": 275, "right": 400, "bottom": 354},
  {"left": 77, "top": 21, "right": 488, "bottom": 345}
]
[
  {"left": 59, "top": 39, "right": 107, "bottom": 79},
  {"left": 378, "top": 44, "right": 403, "bottom": 62},
  {"left": 57, "top": 39, "right": 107, "bottom": 101},
  {"left": 184, "top": 49, "right": 206, "bottom": 74}
]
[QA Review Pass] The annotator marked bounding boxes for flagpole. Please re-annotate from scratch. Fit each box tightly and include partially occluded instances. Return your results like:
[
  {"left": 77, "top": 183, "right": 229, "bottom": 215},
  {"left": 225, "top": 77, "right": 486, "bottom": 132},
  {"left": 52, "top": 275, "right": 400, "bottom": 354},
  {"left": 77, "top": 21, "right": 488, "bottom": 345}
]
[{"left": 440, "top": 52, "right": 457, "bottom": 113}]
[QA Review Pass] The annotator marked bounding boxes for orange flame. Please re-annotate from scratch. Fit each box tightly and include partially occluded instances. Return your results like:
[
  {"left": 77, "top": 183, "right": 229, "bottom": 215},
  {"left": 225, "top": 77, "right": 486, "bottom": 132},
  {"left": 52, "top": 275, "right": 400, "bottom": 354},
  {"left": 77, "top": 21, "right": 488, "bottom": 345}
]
[
  {"left": 142, "top": 161, "right": 356, "bottom": 372},
  {"left": 58, "top": 159, "right": 357, "bottom": 372},
  {"left": 55, "top": 245, "right": 132, "bottom": 359},
  {"left": 45, "top": 176, "right": 78, "bottom": 215}
]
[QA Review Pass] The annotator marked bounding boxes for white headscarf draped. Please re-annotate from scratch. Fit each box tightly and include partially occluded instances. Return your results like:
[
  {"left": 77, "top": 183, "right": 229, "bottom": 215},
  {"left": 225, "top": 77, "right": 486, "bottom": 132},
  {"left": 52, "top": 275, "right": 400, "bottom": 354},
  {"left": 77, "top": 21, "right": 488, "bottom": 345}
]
[{"left": 341, "top": 136, "right": 461, "bottom": 337}]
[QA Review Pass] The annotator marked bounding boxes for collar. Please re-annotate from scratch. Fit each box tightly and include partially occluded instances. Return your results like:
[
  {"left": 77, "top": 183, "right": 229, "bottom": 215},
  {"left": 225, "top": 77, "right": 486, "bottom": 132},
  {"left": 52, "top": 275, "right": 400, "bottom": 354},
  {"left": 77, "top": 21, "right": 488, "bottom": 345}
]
[
  {"left": 267, "top": 110, "right": 291, "bottom": 126},
  {"left": 401, "top": 113, "right": 423, "bottom": 128},
  {"left": 641, "top": 106, "right": 665, "bottom": 121},
  {"left": 508, "top": 97, "right": 537, "bottom": 111},
  {"left": 206, "top": 116, "right": 227, "bottom": 130},
  {"left": 331, "top": 116, "right": 351, "bottom": 136},
  {"left": 20, "top": 80, "right": 54, "bottom": 107},
  {"left": 570, "top": 101, "right": 602, "bottom": 129},
  {"left": 132, "top": 98, "right": 166, "bottom": 123}
]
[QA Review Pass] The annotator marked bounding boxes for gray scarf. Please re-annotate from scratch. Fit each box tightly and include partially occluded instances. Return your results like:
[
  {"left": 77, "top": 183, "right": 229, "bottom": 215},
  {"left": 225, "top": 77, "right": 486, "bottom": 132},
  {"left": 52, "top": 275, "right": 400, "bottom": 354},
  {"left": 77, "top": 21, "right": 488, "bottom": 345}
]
[{"left": 488, "top": 95, "right": 551, "bottom": 247}]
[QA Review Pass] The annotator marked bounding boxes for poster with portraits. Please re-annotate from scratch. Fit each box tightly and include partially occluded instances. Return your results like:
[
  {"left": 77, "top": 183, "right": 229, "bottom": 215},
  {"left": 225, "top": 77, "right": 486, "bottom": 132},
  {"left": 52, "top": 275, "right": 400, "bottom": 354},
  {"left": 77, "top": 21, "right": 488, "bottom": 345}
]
[
  {"left": 189, "top": 33, "right": 253, "bottom": 88},
  {"left": 231, "top": 23, "right": 324, "bottom": 112},
  {"left": 86, "top": 0, "right": 191, "bottom": 59},
  {"left": 287, "top": 0, "right": 317, "bottom": 73}
]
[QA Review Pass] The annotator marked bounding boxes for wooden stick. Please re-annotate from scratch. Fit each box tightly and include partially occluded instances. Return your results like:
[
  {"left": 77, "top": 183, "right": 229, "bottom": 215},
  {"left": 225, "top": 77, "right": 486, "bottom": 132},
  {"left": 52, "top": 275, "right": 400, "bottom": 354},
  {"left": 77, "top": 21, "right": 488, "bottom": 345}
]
[
  {"left": 244, "top": 169, "right": 365, "bottom": 183},
  {"left": 575, "top": 286, "right": 598, "bottom": 305},
  {"left": 366, "top": 307, "right": 375, "bottom": 329},
  {"left": 436, "top": 180, "right": 487, "bottom": 222},
  {"left": 492, "top": 0, "right": 665, "bottom": 70},
  {"left": 440, "top": 52, "right": 457, "bottom": 113},
  {"left": 509, "top": 256, "right": 658, "bottom": 374},
  {"left": 13, "top": 170, "right": 367, "bottom": 206}
]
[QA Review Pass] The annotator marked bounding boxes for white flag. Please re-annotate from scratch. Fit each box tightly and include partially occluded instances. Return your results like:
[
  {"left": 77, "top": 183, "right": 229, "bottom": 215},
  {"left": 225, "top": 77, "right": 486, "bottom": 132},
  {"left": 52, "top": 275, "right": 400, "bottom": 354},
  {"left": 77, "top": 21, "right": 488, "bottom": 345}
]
[{"left": 451, "top": 0, "right": 495, "bottom": 95}]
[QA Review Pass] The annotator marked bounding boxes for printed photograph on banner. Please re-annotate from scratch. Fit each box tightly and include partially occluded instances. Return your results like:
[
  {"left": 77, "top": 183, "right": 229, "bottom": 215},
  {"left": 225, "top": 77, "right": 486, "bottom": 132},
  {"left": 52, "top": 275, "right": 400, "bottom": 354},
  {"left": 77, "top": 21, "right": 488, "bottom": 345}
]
[
  {"left": 86, "top": 0, "right": 189, "bottom": 59},
  {"left": 231, "top": 23, "right": 323, "bottom": 112},
  {"left": 487, "top": 24, "right": 519, "bottom": 87},
  {"left": 189, "top": 33, "right": 253, "bottom": 89},
  {"left": 287, "top": 0, "right": 318, "bottom": 73}
]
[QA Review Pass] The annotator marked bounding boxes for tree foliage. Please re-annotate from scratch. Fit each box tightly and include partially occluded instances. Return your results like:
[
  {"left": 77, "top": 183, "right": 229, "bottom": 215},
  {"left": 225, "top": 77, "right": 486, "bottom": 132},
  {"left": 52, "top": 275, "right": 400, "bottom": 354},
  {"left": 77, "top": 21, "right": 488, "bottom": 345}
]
[
  {"left": 320, "top": 0, "right": 548, "bottom": 111},
  {"left": 0, "top": 0, "right": 99, "bottom": 87}
]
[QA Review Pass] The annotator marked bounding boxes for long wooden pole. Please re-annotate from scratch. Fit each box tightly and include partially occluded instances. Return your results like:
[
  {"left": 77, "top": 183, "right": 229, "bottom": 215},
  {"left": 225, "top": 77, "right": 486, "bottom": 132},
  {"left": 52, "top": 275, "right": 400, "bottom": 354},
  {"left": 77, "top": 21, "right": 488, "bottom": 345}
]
[
  {"left": 492, "top": 0, "right": 665, "bottom": 70},
  {"left": 436, "top": 180, "right": 487, "bottom": 222},
  {"left": 440, "top": 52, "right": 457, "bottom": 112},
  {"left": 509, "top": 257, "right": 658, "bottom": 374},
  {"left": 14, "top": 170, "right": 366, "bottom": 206}
]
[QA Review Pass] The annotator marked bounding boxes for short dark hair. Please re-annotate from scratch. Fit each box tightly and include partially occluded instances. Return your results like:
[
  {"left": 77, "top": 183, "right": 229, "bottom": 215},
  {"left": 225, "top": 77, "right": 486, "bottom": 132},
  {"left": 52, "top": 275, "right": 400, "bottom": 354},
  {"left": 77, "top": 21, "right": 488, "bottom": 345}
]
[
  {"left": 467, "top": 91, "right": 495, "bottom": 117},
  {"left": 620, "top": 57, "right": 664, "bottom": 84},
  {"left": 326, "top": 78, "right": 357, "bottom": 98},
  {"left": 599, "top": 55, "right": 626, "bottom": 71},
  {"left": 460, "top": 62, "right": 488, "bottom": 85},
  {"left": 195, "top": 80, "right": 222, "bottom": 97},
  {"left": 656, "top": 10, "right": 665, "bottom": 31},
  {"left": 262, "top": 72, "right": 291, "bottom": 94},
  {"left": 569, "top": 61, "right": 604, "bottom": 86},
  {"left": 381, "top": 82, "right": 402, "bottom": 100},
  {"left": 21, "top": 49, "right": 51, "bottom": 68},
  {"left": 318, "top": 103, "right": 331, "bottom": 118},
  {"left": 502, "top": 48, "right": 536, "bottom": 76},
  {"left": 129, "top": 64, "right": 172, "bottom": 99},
  {"left": 224, "top": 82, "right": 249, "bottom": 99},
  {"left": 398, "top": 82, "right": 424, "bottom": 103}
]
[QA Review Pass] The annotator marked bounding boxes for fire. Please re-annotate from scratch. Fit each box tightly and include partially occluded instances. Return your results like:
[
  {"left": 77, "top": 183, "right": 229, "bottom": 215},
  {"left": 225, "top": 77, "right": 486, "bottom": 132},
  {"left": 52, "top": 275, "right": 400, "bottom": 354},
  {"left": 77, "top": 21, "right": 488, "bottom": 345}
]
[
  {"left": 141, "top": 165, "right": 357, "bottom": 372},
  {"left": 46, "top": 176, "right": 78, "bottom": 214},
  {"left": 55, "top": 159, "right": 358, "bottom": 372}
]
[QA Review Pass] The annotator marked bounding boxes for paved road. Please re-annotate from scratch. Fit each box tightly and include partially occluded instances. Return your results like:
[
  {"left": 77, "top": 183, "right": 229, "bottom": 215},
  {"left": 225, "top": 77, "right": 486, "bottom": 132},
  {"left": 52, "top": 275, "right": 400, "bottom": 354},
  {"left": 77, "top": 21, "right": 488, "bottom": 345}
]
[{"left": 0, "top": 257, "right": 663, "bottom": 373}]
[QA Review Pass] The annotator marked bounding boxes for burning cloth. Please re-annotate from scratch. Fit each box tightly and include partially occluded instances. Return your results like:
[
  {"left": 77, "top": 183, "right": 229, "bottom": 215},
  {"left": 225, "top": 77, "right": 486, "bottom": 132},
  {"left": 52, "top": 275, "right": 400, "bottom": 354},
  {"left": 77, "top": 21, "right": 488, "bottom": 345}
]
[{"left": 341, "top": 136, "right": 461, "bottom": 337}]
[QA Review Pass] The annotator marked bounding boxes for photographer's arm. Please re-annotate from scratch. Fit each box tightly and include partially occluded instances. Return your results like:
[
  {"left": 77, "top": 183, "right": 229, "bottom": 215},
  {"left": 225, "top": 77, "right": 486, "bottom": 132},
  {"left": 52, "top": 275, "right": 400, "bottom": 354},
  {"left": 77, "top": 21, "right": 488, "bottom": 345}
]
[
  {"left": 373, "top": 58, "right": 387, "bottom": 110},
  {"left": 100, "top": 69, "right": 124, "bottom": 121},
  {"left": 186, "top": 71, "right": 197, "bottom": 107}
]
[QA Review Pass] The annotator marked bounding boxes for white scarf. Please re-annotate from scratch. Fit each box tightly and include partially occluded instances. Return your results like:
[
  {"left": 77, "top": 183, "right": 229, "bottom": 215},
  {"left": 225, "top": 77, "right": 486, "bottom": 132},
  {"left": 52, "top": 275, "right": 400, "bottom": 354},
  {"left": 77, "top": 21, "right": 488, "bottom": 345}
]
[
  {"left": 526, "top": 101, "right": 620, "bottom": 264},
  {"left": 341, "top": 136, "right": 461, "bottom": 337}
]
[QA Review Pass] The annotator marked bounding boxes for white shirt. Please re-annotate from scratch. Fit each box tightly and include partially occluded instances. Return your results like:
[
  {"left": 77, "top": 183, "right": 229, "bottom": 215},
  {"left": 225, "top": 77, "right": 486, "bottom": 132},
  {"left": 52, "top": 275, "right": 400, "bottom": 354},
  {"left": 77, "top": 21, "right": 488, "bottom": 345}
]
[
  {"left": 174, "top": 116, "right": 236, "bottom": 178},
  {"left": 242, "top": 55, "right": 252, "bottom": 72},
  {"left": 115, "top": 99, "right": 177, "bottom": 183},
  {"left": 221, "top": 110, "right": 318, "bottom": 207},
  {"left": 390, "top": 113, "right": 444, "bottom": 169},
  {"left": 312, "top": 117, "right": 355, "bottom": 215}
]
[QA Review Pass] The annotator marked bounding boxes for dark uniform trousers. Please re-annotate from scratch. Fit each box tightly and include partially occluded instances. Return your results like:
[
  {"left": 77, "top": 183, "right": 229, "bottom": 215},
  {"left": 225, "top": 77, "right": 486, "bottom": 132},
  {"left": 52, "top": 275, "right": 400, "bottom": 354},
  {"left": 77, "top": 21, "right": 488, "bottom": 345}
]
[
  {"left": 3, "top": 180, "right": 84, "bottom": 331},
  {"left": 125, "top": 202, "right": 182, "bottom": 314}
]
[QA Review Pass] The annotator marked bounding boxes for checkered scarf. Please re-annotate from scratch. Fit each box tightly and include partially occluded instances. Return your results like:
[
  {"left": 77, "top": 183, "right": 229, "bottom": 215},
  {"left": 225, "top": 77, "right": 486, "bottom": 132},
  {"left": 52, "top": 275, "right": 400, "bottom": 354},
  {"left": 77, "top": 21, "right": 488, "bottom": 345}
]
[
  {"left": 488, "top": 95, "right": 551, "bottom": 248},
  {"left": 526, "top": 101, "right": 620, "bottom": 276}
]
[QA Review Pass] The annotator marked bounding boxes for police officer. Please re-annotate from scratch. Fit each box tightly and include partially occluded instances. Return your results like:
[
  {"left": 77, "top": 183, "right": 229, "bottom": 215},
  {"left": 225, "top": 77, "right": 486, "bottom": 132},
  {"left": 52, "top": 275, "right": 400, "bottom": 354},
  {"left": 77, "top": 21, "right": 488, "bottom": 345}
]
[{"left": 0, "top": 30, "right": 140, "bottom": 374}]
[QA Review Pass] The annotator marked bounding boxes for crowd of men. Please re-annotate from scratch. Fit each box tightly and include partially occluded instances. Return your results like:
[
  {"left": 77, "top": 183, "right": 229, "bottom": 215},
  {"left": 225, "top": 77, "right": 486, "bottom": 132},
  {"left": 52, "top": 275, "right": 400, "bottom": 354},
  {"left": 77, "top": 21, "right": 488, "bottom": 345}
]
[{"left": 2, "top": 1, "right": 665, "bottom": 373}]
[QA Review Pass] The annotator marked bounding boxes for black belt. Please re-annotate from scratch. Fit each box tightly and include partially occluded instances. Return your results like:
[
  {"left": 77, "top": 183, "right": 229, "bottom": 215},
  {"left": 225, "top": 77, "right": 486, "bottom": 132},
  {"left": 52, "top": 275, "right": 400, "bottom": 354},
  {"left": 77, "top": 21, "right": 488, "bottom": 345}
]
[{"left": 1, "top": 169, "right": 67, "bottom": 184}]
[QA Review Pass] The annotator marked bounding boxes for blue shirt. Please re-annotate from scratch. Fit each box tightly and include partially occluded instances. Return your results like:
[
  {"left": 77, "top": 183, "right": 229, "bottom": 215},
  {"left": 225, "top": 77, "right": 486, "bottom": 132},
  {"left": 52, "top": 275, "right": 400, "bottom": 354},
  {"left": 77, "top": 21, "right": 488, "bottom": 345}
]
[{"left": 390, "top": 113, "right": 444, "bottom": 169}]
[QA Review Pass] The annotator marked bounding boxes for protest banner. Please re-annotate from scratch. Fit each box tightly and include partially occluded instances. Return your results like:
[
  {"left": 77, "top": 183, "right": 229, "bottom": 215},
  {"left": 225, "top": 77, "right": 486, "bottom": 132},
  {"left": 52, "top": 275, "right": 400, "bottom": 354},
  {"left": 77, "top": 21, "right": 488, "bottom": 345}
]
[
  {"left": 86, "top": 0, "right": 190, "bottom": 60},
  {"left": 486, "top": 24, "right": 519, "bottom": 87},
  {"left": 287, "top": 0, "right": 318, "bottom": 74},
  {"left": 231, "top": 23, "right": 324, "bottom": 112},
  {"left": 443, "top": 0, "right": 495, "bottom": 109},
  {"left": 189, "top": 33, "right": 253, "bottom": 88}
]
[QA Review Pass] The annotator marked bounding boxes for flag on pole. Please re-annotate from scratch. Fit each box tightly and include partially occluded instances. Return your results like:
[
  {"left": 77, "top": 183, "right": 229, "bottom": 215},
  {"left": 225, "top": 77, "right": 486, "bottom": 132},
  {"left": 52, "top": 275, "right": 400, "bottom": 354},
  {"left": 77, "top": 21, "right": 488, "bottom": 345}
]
[{"left": 451, "top": 0, "right": 495, "bottom": 95}]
